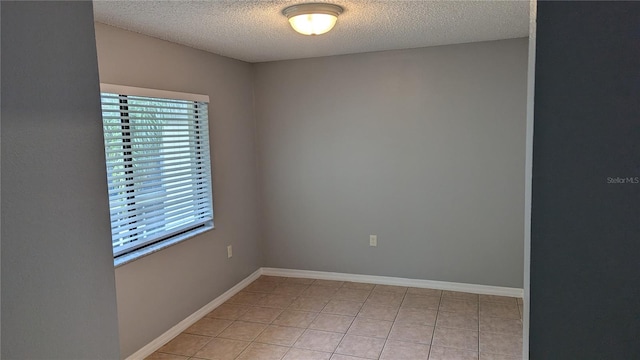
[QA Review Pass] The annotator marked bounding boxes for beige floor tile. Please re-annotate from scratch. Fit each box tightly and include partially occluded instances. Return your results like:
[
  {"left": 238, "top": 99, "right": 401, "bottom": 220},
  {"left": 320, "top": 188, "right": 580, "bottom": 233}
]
[
  {"left": 236, "top": 342, "right": 289, "bottom": 360},
  {"left": 322, "top": 299, "right": 363, "bottom": 316},
  {"left": 286, "top": 277, "right": 316, "bottom": 285},
  {"left": 259, "top": 294, "right": 297, "bottom": 309},
  {"left": 402, "top": 294, "right": 440, "bottom": 310},
  {"left": 373, "top": 284, "right": 408, "bottom": 294},
  {"left": 333, "top": 288, "right": 371, "bottom": 302},
  {"left": 192, "top": 338, "right": 249, "bottom": 360},
  {"left": 429, "top": 346, "right": 478, "bottom": 360},
  {"left": 432, "top": 327, "right": 479, "bottom": 351},
  {"left": 249, "top": 279, "right": 276, "bottom": 287},
  {"left": 439, "top": 298, "right": 478, "bottom": 315},
  {"left": 335, "top": 335, "right": 385, "bottom": 359},
  {"left": 206, "top": 303, "right": 251, "bottom": 320},
  {"left": 228, "top": 291, "right": 268, "bottom": 305},
  {"left": 479, "top": 352, "right": 522, "bottom": 360},
  {"left": 379, "top": 340, "right": 430, "bottom": 360},
  {"left": 395, "top": 308, "right": 437, "bottom": 326},
  {"left": 357, "top": 303, "right": 399, "bottom": 321},
  {"left": 435, "top": 311, "right": 478, "bottom": 331},
  {"left": 479, "top": 295, "right": 518, "bottom": 305},
  {"left": 155, "top": 276, "right": 525, "bottom": 360},
  {"left": 312, "top": 280, "right": 344, "bottom": 288},
  {"left": 293, "top": 329, "right": 344, "bottom": 352},
  {"left": 364, "top": 292, "right": 404, "bottom": 308},
  {"left": 342, "top": 282, "right": 375, "bottom": 291},
  {"left": 144, "top": 352, "right": 189, "bottom": 360},
  {"left": 184, "top": 318, "right": 233, "bottom": 337},
  {"left": 272, "top": 310, "right": 319, "bottom": 328},
  {"left": 388, "top": 323, "right": 434, "bottom": 344},
  {"left": 217, "top": 321, "right": 267, "bottom": 341},
  {"left": 282, "top": 348, "right": 332, "bottom": 360},
  {"left": 309, "top": 313, "right": 355, "bottom": 333},
  {"left": 273, "top": 283, "right": 310, "bottom": 297},
  {"left": 239, "top": 306, "right": 283, "bottom": 324},
  {"left": 302, "top": 286, "right": 339, "bottom": 300},
  {"left": 289, "top": 297, "right": 329, "bottom": 312},
  {"left": 479, "top": 332, "right": 523, "bottom": 356},
  {"left": 245, "top": 281, "right": 279, "bottom": 293},
  {"left": 157, "top": 333, "right": 211, "bottom": 356},
  {"left": 255, "top": 325, "right": 305, "bottom": 346},
  {"left": 407, "top": 287, "right": 443, "bottom": 297},
  {"left": 479, "top": 317, "right": 523, "bottom": 336},
  {"left": 442, "top": 291, "right": 479, "bottom": 302},
  {"left": 330, "top": 354, "right": 368, "bottom": 360},
  {"left": 479, "top": 303, "right": 520, "bottom": 320},
  {"left": 347, "top": 317, "right": 392, "bottom": 338},
  {"left": 259, "top": 276, "right": 288, "bottom": 283}
]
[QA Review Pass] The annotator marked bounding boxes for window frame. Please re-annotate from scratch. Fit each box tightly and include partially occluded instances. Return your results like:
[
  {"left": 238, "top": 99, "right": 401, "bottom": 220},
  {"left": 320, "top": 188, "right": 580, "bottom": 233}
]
[{"left": 100, "top": 83, "right": 214, "bottom": 266}]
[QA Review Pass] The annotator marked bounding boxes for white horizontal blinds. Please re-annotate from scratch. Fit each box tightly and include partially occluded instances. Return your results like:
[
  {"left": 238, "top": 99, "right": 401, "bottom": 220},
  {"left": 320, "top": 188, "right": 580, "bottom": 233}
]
[{"left": 101, "top": 92, "right": 213, "bottom": 257}]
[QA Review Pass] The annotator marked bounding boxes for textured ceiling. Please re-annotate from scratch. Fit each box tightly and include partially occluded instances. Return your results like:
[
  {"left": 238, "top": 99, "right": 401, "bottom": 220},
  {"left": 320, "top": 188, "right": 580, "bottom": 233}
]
[{"left": 93, "top": 0, "right": 529, "bottom": 63}]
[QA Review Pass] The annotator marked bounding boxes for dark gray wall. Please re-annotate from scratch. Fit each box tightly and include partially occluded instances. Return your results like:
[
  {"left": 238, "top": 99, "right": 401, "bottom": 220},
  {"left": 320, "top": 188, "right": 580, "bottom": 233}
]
[
  {"left": 94, "top": 23, "right": 262, "bottom": 358},
  {"left": 254, "top": 39, "right": 528, "bottom": 288},
  {"left": 531, "top": 1, "right": 640, "bottom": 358},
  {"left": 1, "top": 2, "right": 121, "bottom": 359}
]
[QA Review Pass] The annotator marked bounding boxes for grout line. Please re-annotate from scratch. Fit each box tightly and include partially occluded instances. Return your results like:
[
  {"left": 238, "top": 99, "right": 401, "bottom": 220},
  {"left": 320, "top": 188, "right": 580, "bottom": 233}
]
[
  {"left": 478, "top": 291, "right": 481, "bottom": 360},
  {"left": 427, "top": 291, "right": 444, "bottom": 360},
  {"left": 382, "top": 285, "right": 406, "bottom": 359}
]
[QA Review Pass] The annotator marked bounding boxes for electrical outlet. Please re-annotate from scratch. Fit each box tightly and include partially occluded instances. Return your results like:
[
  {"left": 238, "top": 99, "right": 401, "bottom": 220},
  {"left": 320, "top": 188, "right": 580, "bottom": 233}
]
[
  {"left": 227, "top": 245, "right": 233, "bottom": 258},
  {"left": 369, "top": 235, "right": 377, "bottom": 247}
]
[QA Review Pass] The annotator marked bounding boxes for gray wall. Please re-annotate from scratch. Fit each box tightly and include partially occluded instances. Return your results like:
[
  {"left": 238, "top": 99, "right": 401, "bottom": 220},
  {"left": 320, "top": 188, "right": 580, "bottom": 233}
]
[
  {"left": 94, "top": 24, "right": 262, "bottom": 358},
  {"left": 1, "top": 2, "right": 121, "bottom": 359},
  {"left": 254, "top": 39, "right": 528, "bottom": 288}
]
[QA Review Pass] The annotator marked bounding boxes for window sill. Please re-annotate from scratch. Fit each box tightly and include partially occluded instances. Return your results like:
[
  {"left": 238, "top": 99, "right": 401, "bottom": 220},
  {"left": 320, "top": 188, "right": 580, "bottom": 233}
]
[{"left": 114, "top": 224, "right": 214, "bottom": 268}]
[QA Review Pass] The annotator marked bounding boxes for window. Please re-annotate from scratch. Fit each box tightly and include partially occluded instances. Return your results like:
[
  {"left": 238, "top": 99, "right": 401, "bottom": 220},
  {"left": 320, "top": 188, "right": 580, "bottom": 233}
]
[{"left": 100, "top": 84, "right": 214, "bottom": 262}]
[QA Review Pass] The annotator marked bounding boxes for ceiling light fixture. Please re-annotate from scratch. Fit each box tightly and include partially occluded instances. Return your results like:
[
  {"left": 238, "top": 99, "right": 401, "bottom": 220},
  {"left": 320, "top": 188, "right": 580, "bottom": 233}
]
[{"left": 282, "top": 3, "right": 344, "bottom": 36}]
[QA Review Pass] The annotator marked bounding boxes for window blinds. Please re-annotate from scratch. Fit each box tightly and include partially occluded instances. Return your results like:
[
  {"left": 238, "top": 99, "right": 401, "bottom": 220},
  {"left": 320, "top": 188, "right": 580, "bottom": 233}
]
[{"left": 101, "top": 89, "right": 213, "bottom": 257}]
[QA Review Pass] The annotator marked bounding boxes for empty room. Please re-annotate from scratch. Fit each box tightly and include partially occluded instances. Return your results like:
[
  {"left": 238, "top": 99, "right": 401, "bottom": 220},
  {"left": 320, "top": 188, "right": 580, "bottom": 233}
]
[
  {"left": 96, "top": 1, "right": 528, "bottom": 358},
  {"left": 3, "top": 1, "right": 639, "bottom": 360}
]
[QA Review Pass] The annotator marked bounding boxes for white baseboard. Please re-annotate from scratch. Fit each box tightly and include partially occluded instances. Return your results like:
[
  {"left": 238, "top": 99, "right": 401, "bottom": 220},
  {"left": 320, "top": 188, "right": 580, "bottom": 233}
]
[
  {"left": 124, "top": 268, "right": 262, "bottom": 360},
  {"left": 127, "top": 267, "right": 523, "bottom": 359},
  {"left": 262, "top": 267, "right": 524, "bottom": 298}
]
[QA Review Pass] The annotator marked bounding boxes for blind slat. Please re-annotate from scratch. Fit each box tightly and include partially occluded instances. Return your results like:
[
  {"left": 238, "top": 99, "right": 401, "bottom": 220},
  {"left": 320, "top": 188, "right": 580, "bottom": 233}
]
[
  {"left": 102, "top": 120, "right": 207, "bottom": 128},
  {"left": 109, "top": 191, "right": 210, "bottom": 222},
  {"left": 111, "top": 205, "right": 212, "bottom": 239},
  {"left": 112, "top": 220, "right": 210, "bottom": 255},
  {"left": 107, "top": 169, "right": 207, "bottom": 194},
  {"left": 105, "top": 153, "right": 202, "bottom": 168},
  {"left": 104, "top": 139, "right": 209, "bottom": 151},
  {"left": 107, "top": 166, "right": 208, "bottom": 185},
  {"left": 110, "top": 204, "right": 212, "bottom": 231}
]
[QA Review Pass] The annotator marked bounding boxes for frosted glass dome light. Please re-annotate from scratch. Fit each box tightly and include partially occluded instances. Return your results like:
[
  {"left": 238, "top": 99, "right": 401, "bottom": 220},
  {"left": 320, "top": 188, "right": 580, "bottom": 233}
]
[{"left": 282, "top": 3, "right": 344, "bottom": 35}]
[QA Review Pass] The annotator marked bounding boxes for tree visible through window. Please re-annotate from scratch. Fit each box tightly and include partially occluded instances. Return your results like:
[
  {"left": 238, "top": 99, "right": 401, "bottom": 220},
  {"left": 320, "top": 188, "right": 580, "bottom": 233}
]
[{"left": 101, "top": 87, "right": 213, "bottom": 259}]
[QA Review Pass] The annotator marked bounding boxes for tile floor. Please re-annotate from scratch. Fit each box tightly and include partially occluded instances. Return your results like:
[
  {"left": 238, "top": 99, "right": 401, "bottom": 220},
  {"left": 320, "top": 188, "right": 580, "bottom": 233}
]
[{"left": 147, "top": 276, "right": 524, "bottom": 360}]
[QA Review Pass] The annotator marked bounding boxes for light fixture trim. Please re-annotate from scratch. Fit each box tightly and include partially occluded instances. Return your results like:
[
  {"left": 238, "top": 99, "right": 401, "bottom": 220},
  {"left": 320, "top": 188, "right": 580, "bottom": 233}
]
[
  {"left": 282, "top": 3, "right": 344, "bottom": 18},
  {"left": 282, "top": 3, "right": 344, "bottom": 35}
]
